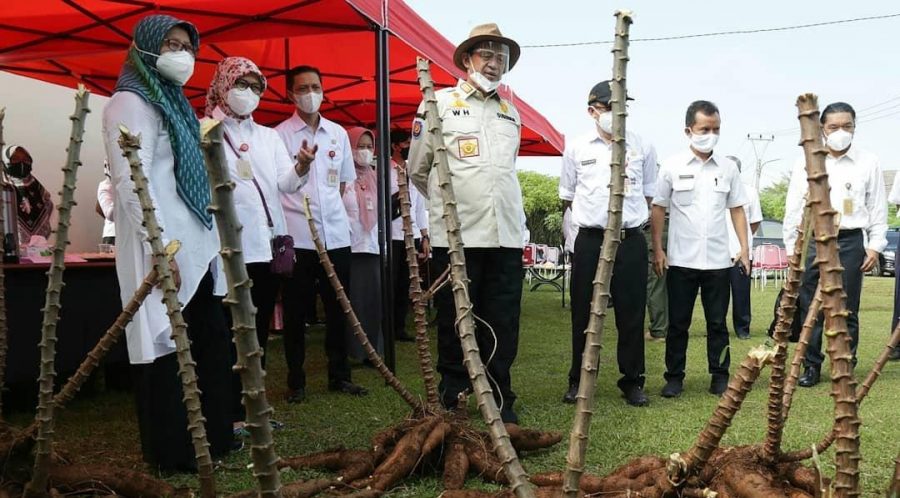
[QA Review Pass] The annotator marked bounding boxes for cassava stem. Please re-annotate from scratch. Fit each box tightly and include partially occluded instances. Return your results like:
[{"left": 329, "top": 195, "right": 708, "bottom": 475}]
[
  {"left": 781, "top": 321, "right": 899, "bottom": 463},
  {"left": 763, "top": 205, "right": 811, "bottom": 462},
  {"left": 563, "top": 10, "right": 633, "bottom": 498},
  {"left": 397, "top": 165, "right": 439, "bottom": 408},
  {"left": 117, "top": 124, "right": 217, "bottom": 498},
  {"left": 667, "top": 347, "right": 776, "bottom": 486},
  {"left": 890, "top": 450, "right": 900, "bottom": 498},
  {"left": 200, "top": 121, "right": 282, "bottom": 498},
  {"left": 782, "top": 287, "right": 822, "bottom": 420},
  {"left": 415, "top": 57, "right": 533, "bottom": 498},
  {"left": 25, "top": 85, "right": 90, "bottom": 497},
  {"left": 795, "top": 93, "right": 860, "bottom": 498},
  {"left": 301, "top": 195, "right": 419, "bottom": 410}
]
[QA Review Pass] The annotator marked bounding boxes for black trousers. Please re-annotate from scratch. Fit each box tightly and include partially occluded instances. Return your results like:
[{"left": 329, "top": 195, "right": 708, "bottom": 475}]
[
  {"left": 893, "top": 233, "right": 900, "bottom": 331},
  {"left": 282, "top": 247, "right": 352, "bottom": 390},
  {"left": 230, "top": 262, "right": 280, "bottom": 422},
  {"left": 665, "top": 266, "right": 731, "bottom": 381},
  {"left": 797, "top": 229, "right": 864, "bottom": 367},
  {"left": 432, "top": 247, "right": 522, "bottom": 423},
  {"left": 729, "top": 262, "right": 752, "bottom": 336},
  {"left": 132, "top": 271, "right": 233, "bottom": 472},
  {"left": 568, "top": 228, "right": 647, "bottom": 391},
  {"left": 392, "top": 239, "right": 411, "bottom": 337}
]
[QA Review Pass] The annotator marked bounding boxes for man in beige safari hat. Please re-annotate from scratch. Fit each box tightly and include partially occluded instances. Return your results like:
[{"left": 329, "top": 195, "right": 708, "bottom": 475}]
[{"left": 408, "top": 23, "right": 524, "bottom": 424}]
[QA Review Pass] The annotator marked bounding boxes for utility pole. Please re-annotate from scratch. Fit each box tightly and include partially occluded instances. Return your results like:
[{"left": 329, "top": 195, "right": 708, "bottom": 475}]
[{"left": 748, "top": 133, "right": 775, "bottom": 191}]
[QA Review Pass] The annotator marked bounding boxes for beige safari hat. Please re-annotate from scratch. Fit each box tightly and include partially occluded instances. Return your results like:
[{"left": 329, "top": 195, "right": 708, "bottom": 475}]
[{"left": 453, "top": 23, "right": 521, "bottom": 72}]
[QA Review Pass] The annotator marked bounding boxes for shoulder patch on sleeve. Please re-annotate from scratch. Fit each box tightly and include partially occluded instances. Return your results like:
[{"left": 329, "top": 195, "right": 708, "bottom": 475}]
[{"left": 412, "top": 120, "right": 424, "bottom": 139}]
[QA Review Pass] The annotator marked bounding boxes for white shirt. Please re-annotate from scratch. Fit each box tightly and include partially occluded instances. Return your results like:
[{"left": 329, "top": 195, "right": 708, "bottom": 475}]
[
  {"left": 408, "top": 79, "right": 524, "bottom": 249},
  {"left": 342, "top": 180, "right": 379, "bottom": 254},
  {"left": 562, "top": 207, "right": 577, "bottom": 253},
  {"left": 889, "top": 172, "right": 900, "bottom": 206},
  {"left": 782, "top": 146, "right": 887, "bottom": 252},
  {"left": 97, "top": 177, "right": 116, "bottom": 238},
  {"left": 559, "top": 129, "right": 657, "bottom": 229},
  {"left": 276, "top": 112, "right": 355, "bottom": 250},
  {"left": 653, "top": 149, "right": 749, "bottom": 270},
  {"left": 390, "top": 161, "right": 428, "bottom": 240},
  {"left": 728, "top": 186, "right": 763, "bottom": 257},
  {"left": 207, "top": 107, "right": 293, "bottom": 264},
  {"left": 102, "top": 91, "right": 223, "bottom": 364}
]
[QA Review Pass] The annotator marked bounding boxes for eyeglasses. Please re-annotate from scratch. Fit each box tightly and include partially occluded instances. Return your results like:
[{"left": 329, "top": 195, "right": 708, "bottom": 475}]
[
  {"left": 472, "top": 49, "right": 509, "bottom": 66},
  {"left": 161, "top": 38, "right": 197, "bottom": 56},
  {"left": 234, "top": 78, "right": 264, "bottom": 95}
]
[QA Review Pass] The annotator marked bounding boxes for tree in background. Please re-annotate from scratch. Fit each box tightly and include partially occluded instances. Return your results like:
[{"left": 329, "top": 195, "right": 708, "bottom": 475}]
[
  {"left": 518, "top": 170, "right": 563, "bottom": 247},
  {"left": 759, "top": 175, "right": 789, "bottom": 221}
]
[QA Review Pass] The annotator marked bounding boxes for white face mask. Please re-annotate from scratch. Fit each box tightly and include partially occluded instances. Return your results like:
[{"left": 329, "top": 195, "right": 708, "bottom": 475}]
[
  {"left": 825, "top": 129, "right": 853, "bottom": 151},
  {"left": 355, "top": 149, "right": 374, "bottom": 166},
  {"left": 469, "top": 70, "right": 500, "bottom": 93},
  {"left": 225, "top": 87, "right": 260, "bottom": 117},
  {"left": 155, "top": 51, "right": 195, "bottom": 86},
  {"left": 595, "top": 111, "right": 613, "bottom": 135},
  {"left": 689, "top": 132, "right": 719, "bottom": 153},
  {"left": 295, "top": 91, "right": 323, "bottom": 114}
]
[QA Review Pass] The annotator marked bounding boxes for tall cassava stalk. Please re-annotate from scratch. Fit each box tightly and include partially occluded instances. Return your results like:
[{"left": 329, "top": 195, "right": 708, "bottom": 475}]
[
  {"left": 117, "top": 125, "right": 217, "bottom": 498},
  {"left": 25, "top": 85, "right": 90, "bottom": 498},
  {"left": 199, "top": 121, "right": 282, "bottom": 498},
  {"left": 564, "top": 10, "right": 633, "bottom": 498},
  {"left": 782, "top": 287, "right": 822, "bottom": 420},
  {"left": 415, "top": 57, "right": 533, "bottom": 498},
  {"left": 795, "top": 93, "right": 860, "bottom": 498},
  {"left": 781, "top": 322, "right": 899, "bottom": 463},
  {"left": 667, "top": 347, "right": 775, "bottom": 486},
  {"left": 0, "top": 107, "right": 9, "bottom": 419},
  {"left": 763, "top": 206, "right": 810, "bottom": 462},
  {"left": 301, "top": 196, "right": 419, "bottom": 410},
  {"left": 397, "top": 165, "right": 439, "bottom": 408}
]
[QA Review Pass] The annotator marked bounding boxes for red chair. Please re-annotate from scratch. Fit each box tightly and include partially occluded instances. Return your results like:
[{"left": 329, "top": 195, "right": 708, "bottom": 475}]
[
  {"left": 522, "top": 244, "right": 536, "bottom": 267},
  {"left": 753, "top": 243, "right": 789, "bottom": 289}
]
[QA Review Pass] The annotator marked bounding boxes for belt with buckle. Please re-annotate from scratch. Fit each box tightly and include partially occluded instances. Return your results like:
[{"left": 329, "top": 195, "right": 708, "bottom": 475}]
[{"left": 583, "top": 224, "right": 644, "bottom": 240}]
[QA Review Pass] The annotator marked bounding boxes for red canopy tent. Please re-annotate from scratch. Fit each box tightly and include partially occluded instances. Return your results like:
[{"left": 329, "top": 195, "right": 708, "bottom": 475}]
[
  {"left": 0, "top": 0, "right": 564, "bottom": 155},
  {"left": 0, "top": 0, "right": 565, "bottom": 367}
]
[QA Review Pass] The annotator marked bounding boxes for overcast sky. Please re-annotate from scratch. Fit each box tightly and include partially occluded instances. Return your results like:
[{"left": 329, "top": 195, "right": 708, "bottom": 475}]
[{"left": 406, "top": 0, "right": 900, "bottom": 186}]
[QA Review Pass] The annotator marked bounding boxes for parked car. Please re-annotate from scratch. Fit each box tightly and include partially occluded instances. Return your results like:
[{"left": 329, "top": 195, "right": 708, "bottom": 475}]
[
  {"left": 875, "top": 228, "right": 899, "bottom": 277},
  {"left": 752, "top": 219, "right": 784, "bottom": 249}
]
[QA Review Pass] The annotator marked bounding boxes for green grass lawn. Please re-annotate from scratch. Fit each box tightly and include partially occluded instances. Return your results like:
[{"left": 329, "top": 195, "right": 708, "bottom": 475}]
[{"left": 10, "top": 275, "right": 899, "bottom": 496}]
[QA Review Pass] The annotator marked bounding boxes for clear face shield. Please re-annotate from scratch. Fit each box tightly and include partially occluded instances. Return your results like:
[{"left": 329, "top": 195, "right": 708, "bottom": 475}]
[{"left": 465, "top": 41, "right": 510, "bottom": 92}]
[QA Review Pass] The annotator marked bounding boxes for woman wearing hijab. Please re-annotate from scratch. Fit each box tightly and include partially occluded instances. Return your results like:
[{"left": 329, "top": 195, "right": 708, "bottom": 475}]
[
  {"left": 341, "top": 127, "right": 382, "bottom": 362},
  {"left": 202, "top": 56, "right": 295, "bottom": 431},
  {"left": 101, "top": 14, "right": 232, "bottom": 472},
  {"left": 2, "top": 145, "right": 53, "bottom": 245}
]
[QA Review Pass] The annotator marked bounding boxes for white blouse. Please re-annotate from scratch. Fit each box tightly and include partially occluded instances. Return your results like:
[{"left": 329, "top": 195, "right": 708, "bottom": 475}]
[
  {"left": 103, "top": 91, "right": 224, "bottom": 364},
  {"left": 208, "top": 107, "right": 292, "bottom": 264}
]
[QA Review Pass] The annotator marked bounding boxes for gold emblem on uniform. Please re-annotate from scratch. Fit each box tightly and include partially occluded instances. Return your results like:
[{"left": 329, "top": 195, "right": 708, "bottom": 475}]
[
  {"left": 499, "top": 100, "right": 509, "bottom": 114},
  {"left": 458, "top": 137, "right": 480, "bottom": 158},
  {"left": 460, "top": 82, "right": 474, "bottom": 94}
]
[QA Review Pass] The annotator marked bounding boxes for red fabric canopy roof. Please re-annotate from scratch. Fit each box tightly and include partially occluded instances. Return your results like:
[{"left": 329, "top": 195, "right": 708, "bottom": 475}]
[{"left": 0, "top": 0, "right": 563, "bottom": 155}]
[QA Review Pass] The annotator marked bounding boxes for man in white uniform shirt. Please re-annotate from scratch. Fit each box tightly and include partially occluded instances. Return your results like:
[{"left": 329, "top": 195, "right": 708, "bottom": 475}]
[
  {"left": 408, "top": 23, "right": 524, "bottom": 424},
  {"left": 652, "top": 100, "right": 750, "bottom": 398},
  {"left": 725, "top": 156, "right": 762, "bottom": 340},
  {"left": 784, "top": 102, "right": 887, "bottom": 387},
  {"left": 389, "top": 129, "right": 429, "bottom": 342},
  {"left": 559, "top": 80, "right": 657, "bottom": 407},
  {"left": 276, "top": 65, "right": 367, "bottom": 402}
]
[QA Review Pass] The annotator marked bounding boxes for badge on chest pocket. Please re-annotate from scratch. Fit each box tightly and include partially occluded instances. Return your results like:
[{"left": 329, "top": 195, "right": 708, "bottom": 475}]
[
  {"left": 673, "top": 174, "right": 696, "bottom": 206},
  {"left": 458, "top": 137, "right": 480, "bottom": 158},
  {"left": 327, "top": 167, "right": 339, "bottom": 187},
  {"left": 236, "top": 159, "right": 253, "bottom": 180}
]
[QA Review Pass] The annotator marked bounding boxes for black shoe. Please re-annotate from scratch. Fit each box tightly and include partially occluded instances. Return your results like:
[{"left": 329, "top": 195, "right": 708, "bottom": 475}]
[
  {"left": 328, "top": 380, "right": 369, "bottom": 396},
  {"left": 623, "top": 386, "right": 649, "bottom": 407},
  {"left": 661, "top": 379, "right": 683, "bottom": 398},
  {"left": 890, "top": 347, "right": 900, "bottom": 361},
  {"left": 561, "top": 383, "right": 578, "bottom": 404},
  {"left": 736, "top": 332, "right": 751, "bottom": 340},
  {"left": 798, "top": 365, "right": 820, "bottom": 388},
  {"left": 500, "top": 409, "right": 518, "bottom": 425},
  {"left": 286, "top": 388, "right": 306, "bottom": 404},
  {"left": 709, "top": 376, "right": 728, "bottom": 396}
]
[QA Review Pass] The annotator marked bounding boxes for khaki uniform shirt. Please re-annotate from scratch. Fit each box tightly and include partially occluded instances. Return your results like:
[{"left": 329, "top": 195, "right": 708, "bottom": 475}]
[{"left": 408, "top": 79, "right": 523, "bottom": 249}]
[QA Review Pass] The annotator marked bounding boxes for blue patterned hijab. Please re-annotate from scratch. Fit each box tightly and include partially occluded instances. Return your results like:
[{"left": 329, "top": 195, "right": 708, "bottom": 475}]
[{"left": 114, "top": 14, "right": 212, "bottom": 229}]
